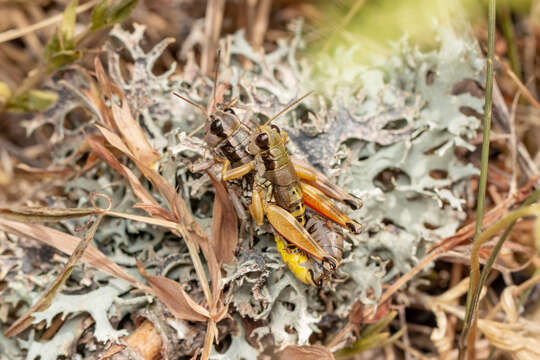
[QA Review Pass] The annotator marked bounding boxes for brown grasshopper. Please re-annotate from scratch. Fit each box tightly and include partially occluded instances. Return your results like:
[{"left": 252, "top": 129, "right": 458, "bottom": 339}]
[
  {"left": 240, "top": 116, "right": 361, "bottom": 278},
  {"left": 174, "top": 54, "right": 360, "bottom": 284},
  {"left": 173, "top": 54, "right": 361, "bottom": 224}
]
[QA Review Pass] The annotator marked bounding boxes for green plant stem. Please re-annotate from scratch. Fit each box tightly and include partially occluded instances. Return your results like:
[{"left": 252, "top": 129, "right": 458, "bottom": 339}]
[
  {"left": 459, "top": 0, "right": 496, "bottom": 358},
  {"left": 483, "top": 190, "right": 540, "bottom": 306},
  {"left": 459, "top": 201, "right": 540, "bottom": 359}
]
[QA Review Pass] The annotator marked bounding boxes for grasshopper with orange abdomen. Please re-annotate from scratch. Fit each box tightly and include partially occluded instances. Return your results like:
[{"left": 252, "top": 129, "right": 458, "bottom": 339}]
[{"left": 173, "top": 52, "right": 361, "bottom": 285}]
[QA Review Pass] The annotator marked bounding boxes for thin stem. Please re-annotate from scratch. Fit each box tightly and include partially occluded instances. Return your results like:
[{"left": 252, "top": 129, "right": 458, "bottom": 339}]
[{"left": 459, "top": 0, "right": 496, "bottom": 358}]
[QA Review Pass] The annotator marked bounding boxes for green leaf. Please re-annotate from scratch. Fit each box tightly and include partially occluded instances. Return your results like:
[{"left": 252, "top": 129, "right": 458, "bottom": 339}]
[
  {"left": 44, "top": 0, "right": 78, "bottom": 65},
  {"left": 90, "top": 0, "right": 111, "bottom": 30},
  {"left": 90, "top": 0, "right": 138, "bottom": 31},
  {"left": 46, "top": 49, "right": 82, "bottom": 70},
  {"left": 60, "top": 0, "right": 78, "bottom": 41},
  {"left": 109, "top": 0, "right": 138, "bottom": 24},
  {"left": 7, "top": 90, "right": 58, "bottom": 112}
]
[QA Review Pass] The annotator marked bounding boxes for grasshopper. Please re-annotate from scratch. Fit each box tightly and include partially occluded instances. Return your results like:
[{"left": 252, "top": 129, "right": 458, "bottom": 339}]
[
  {"left": 240, "top": 115, "right": 361, "bottom": 280},
  {"left": 174, "top": 53, "right": 360, "bottom": 284},
  {"left": 276, "top": 212, "right": 344, "bottom": 286}
]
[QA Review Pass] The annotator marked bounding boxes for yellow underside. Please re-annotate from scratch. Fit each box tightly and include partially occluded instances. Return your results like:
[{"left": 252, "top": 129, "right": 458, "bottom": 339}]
[{"left": 275, "top": 234, "right": 314, "bottom": 286}]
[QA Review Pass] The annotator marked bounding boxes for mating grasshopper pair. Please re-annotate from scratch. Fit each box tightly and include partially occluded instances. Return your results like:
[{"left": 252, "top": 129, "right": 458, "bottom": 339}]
[{"left": 174, "top": 58, "right": 362, "bottom": 286}]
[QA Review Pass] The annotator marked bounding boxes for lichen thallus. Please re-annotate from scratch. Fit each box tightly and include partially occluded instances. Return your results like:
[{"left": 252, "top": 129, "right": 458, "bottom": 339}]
[{"left": 173, "top": 54, "right": 362, "bottom": 285}]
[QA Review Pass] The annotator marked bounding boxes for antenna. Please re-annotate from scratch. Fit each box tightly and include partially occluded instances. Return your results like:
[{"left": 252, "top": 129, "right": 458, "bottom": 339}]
[
  {"left": 188, "top": 123, "right": 206, "bottom": 136},
  {"left": 249, "top": 117, "right": 261, "bottom": 129},
  {"left": 210, "top": 49, "right": 221, "bottom": 113},
  {"left": 173, "top": 92, "right": 208, "bottom": 116},
  {"left": 225, "top": 97, "right": 238, "bottom": 108},
  {"left": 264, "top": 91, "right": 313, "bottom": 126}
]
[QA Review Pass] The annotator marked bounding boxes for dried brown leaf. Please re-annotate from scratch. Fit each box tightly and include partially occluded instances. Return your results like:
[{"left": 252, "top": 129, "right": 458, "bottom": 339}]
[
  {"left": 95, "top": 124, "right": 133, "bottom": 157},
  {"left": 94, "top": 57, "right": 115, "bottom": 102},
  {"left": 94, "top": 60, "right": 159, "bottom": 167},
  {"left": 136, "top": 262, "right": 209, "bottom": 322},
  {"left": 90, "top": 70, "right": 222, "bottom": 351},
  {"left": 85, "top": 60, "right": 115, "bottom": 128},
  {"left": 208, "top": 171, "right": 238, "bottom": 265},
  {"left": 364, "top": 298, "right": 392, "bottom": 324},
  {"left": 94, "top": 124, "right": 189, "bottom": 221},
  {"left": 279, "top": 345, "right": 335, "bottom": 360},
  {"left": 132, "top": 203, "right": 175, "bottom": 221},
  {"left": 198, "top": 235, "right": 222, "bottom": 308},
  {"left": 80, "top": 151, "right": 101, "bottom": 174},
  {"left": 349, "top": 301, "right": 364, "bottom": 325},
  {"left": 111, "top": 100, "right": 159, "bottom": 168},
  {"left": 5, "top": 214, "right": 104, "bottom": 337},
  {"left": 0, "top": 218, "right": 139, "bottom": 287}
]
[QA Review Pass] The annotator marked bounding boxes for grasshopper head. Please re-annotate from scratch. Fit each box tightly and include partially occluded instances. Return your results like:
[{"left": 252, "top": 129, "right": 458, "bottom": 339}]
[{"left": 203, "top": 107, "right": 242, "bottom": 146}]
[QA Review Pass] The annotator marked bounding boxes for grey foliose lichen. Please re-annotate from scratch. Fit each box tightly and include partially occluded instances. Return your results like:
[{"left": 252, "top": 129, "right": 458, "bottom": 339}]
[{"left": 4, "top": 18, "right": 482, "bottom": 358}]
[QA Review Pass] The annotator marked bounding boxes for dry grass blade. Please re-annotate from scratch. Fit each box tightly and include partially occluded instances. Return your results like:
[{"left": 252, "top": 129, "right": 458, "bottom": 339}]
[
  {"left": 4, "top": 212, "right": 105, "bottom": 337},
  {"left": 201, "top": 0, "right": 225, "bottom": 75},
  {"left": 93, "top": 58, "right": 116, "bottom": 104},
  {"left": 249, "top": 0, "right": 272, "bottom": 50},
  {"left": 0, "top": 217, "right": 140, "bottom": 288},
  {"left": 87, "top": 135, "right": 159, "bottom": 209},
  {"left": 16, "top": 164, "right": 75, "bottom": 177},
  {"left": 502, "top": 60, "right": 540, "bottom": 111},
  {"left": 279, "top": 345, "right": 335, "bottom": 360},
  {"left": 208, "top": 171, "right": 238, "bottom": 265},
  {"left": 95, "top": 124, "right": 134, "bottom": 157},
  {"left": 94, "top": 123, "right": 191, "bottom": 221},
  {"left": 0, "top": 0, "right": 100, "bottom": 44},
  {"left": 0, "top": 206, "right": 99, "bottom": 222},
  {"left": 95, "top": 108, "right": 221, "bottom": 302}
]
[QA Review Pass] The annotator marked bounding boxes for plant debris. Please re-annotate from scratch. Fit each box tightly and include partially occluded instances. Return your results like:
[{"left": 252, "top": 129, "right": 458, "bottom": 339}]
[{"left": 3, "top": 1, "right": 539, "bottom": 359}]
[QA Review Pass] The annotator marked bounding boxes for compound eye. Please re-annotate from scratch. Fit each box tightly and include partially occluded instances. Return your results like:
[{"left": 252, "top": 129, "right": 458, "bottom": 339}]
[
  {"left": 255, "top": 132, "right": 269, "bottom": 149},
  {"left": 270, "top": 124, "right": 280, "bottom": 133},
  {"left": 210, "top": 118, "right": 224, "bottom": 135},
  {"left": 224, "top": 108, "right": 235, "bottom": 115}
]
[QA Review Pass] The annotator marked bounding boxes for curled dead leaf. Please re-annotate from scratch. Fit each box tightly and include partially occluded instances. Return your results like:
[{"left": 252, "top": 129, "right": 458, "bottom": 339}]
[{"left": 136, "top": 261, "right": 209, "bottom": 322}]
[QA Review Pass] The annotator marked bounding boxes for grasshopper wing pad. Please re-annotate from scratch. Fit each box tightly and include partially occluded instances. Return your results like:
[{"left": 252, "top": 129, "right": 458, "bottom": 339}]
[{"left": 265, "top": 204, "right": 331, "bottom": 262}]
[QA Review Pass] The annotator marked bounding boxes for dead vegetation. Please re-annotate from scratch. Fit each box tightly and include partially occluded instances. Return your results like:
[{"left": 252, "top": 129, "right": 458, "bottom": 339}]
[{"left": 1, "top": 1, "right": 540, "bottom": 359}]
